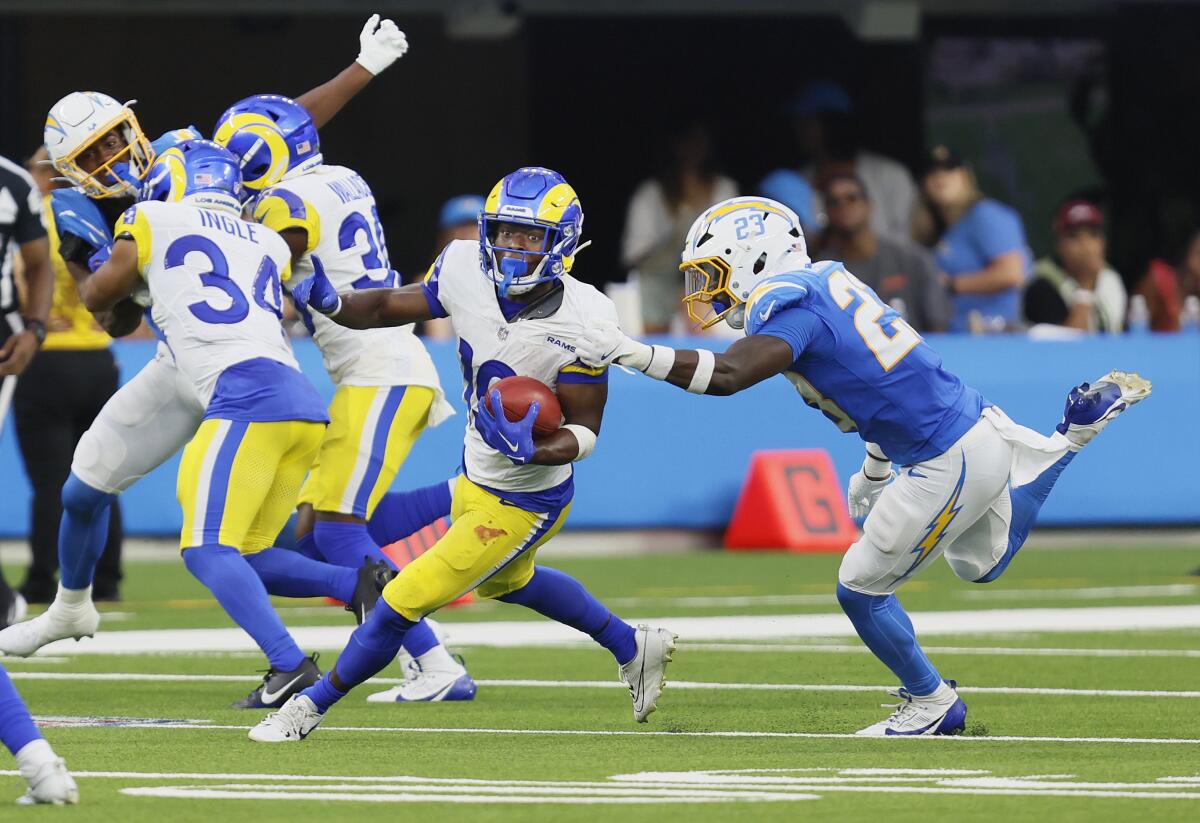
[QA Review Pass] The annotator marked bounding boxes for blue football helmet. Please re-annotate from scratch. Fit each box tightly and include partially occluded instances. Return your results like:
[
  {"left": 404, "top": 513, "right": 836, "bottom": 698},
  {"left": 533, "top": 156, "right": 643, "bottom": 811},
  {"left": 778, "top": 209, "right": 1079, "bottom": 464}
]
[
  {"left": 139, "top": 139, "right": 243, "bottom": 213},
  {"left": 212, "top": 94, "right": 322, "bottom": 200},
  {"left": 479, "top": 167, "right": 586, "bottom": 296}
]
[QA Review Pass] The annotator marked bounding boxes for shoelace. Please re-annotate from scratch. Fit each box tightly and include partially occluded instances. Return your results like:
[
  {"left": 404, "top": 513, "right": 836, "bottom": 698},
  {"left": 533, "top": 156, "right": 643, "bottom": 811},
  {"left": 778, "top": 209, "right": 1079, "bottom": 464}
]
[{"left": 879, "top": 688, "right": 920, "bottom": 723}]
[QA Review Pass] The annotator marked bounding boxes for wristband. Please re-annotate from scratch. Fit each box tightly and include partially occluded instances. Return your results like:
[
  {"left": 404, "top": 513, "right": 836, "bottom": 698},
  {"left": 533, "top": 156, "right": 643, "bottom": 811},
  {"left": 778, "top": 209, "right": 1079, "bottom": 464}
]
[
  {"left": 686, "top": 349, "right": 715, "bottom": 394},
  {"left": 562, "top": 424, "right": 597, "bottom": 461},
  {"left": 21, "top": 318, "right": 46, "bottom": 345},
  {"left": 643, "top": 344, "right": 676, "bottom": 380},
  {"left": 863, "top": 445, "right": 891, "bottom": 481}
]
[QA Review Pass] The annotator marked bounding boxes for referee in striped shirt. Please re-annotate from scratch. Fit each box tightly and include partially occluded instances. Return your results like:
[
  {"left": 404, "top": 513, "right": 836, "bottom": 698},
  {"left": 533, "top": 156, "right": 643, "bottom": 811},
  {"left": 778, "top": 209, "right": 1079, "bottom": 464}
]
[{"left": 0, "top": 152, "right": 53, "bottom": 626}]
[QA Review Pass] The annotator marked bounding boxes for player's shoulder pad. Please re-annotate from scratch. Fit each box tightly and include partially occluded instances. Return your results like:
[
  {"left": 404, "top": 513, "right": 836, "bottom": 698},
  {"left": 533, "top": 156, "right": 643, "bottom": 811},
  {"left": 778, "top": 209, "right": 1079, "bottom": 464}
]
[
  {"left": 253, "top": 184, "right": 319, "bottom": 250},
  {"left": 113, "top": 202, "right": 159, "bottom": 271},
  {"left": 744, "top": 268, "right": 823, "bottom": 336},
  {"left": 150, "top": 126, "right": 203, "bottom": 156},
  {"left": 49, "top": 188, "right": 112, "bottom": 248},
  {"left": 562, "top": 274, "right": 619, "bottom": 322}
]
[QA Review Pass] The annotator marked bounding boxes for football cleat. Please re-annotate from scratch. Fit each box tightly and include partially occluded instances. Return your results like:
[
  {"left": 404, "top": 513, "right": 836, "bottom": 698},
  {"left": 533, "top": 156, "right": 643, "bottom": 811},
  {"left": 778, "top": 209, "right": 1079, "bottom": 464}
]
[
  {"left": 16, "top": 757, "right": 79, "bottom": 806},
  {"left": 1, "top": 591, "right": 28, "bottom": 630},
  {"left": 347, "top": 558, "right": 395, "bottom": 625},
  {"left": 367, "top": 654, "right": 477, "bottom": 703},
  {"left": 233, "top": 653, "right": 321, "bottom": 709},
  {"left": 247, "top": 694, "right": 324, "bottom": 743},
  {"left": 619, "top": 625, "right": 677, "bottom": 723},
  {"left": 1056, "top": 370, "right": 1151, "bottom": 451},
  {"left": 856, "top": 680, "right": 967, "bottom": 736},
  {"left": 0, "top": 596, "right": 97, "bottom": 656}
]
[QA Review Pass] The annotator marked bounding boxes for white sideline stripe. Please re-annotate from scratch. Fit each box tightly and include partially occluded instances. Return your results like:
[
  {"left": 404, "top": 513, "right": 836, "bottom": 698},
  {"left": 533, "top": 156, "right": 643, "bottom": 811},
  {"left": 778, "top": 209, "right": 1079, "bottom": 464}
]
[
  {"left": 24, "top": 604, "right": 1200, "bottom": 655},
  {"left": 13, "top": 671, "right": 1200, "bottom": 699},
  {"left": 19, "top": 722, "right": 1200, "bottom": 745},
  {"left": 682, "top": 643, "right": 1200, "bottom": 659},
  {"left": 958, "top": 584, "right": 1200, "bottom": 601}
]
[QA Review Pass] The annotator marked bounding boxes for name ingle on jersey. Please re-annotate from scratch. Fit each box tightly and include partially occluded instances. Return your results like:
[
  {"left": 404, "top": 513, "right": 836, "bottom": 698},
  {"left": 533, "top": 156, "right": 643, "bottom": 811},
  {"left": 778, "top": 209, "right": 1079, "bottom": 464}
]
[{"left": 196, "top": 209, "right": 261, "bottom": 244}]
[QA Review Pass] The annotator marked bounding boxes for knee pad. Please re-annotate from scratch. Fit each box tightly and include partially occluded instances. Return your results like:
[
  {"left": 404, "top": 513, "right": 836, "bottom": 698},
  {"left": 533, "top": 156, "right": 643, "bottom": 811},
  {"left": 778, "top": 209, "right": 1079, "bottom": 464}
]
[
  {"left": 947, "top": 554, "right": 993, "bottom": 583},
  {"left": 61, "top": 473, "right": 117, "bottom": 516},
  {"left": 837, "top": 535, "right": 899, "bottom": 596},
  {"left": 381, "top": 567, "right": 443, "bottom": 622}
]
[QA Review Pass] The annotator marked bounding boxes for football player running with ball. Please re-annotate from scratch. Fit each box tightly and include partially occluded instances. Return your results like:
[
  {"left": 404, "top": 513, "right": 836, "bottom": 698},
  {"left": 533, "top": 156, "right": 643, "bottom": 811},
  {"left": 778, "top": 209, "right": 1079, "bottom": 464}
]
[
  {"left": 573, "top": 196, "right": 1150, "bottom": 736},
  {"left": 250, "top": 167, "right": 675, "bottom": 742}
]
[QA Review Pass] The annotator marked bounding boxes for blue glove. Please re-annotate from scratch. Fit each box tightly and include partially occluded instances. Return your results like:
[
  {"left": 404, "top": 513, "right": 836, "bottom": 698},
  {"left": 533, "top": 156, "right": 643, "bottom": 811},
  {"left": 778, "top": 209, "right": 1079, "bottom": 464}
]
[
  {"left": 107, "top": 161, "right": 143, "bottom": 192},
  {"left": 289, "top": 257, "right": 342, "bottom": 315},
  {"left": 475, "top": 389, "right": 538, "bottom": 465},
  {"left": 87, "top": 244, "right": 113, "bottom": 273}
]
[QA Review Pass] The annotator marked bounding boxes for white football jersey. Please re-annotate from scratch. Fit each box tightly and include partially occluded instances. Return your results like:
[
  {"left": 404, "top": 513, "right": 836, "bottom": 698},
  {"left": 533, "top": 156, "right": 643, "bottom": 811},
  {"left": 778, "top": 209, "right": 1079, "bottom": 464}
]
[
  {"left": 116, "top": 200, "right": 297, "bottom": 406},
  {"left": 254, "top": 165, "right": 451, "bottom": 425},
  {"left": 426, "top": 239, "right": 617, "bottom": 496}
]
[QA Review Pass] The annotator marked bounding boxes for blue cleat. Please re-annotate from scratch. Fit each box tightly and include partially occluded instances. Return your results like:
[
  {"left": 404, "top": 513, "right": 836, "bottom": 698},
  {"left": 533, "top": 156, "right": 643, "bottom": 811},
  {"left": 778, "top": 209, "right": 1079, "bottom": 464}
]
[
  {"left": 1056, "top": 370, "right": 1151, "bottom": 451},
  {"left": 856, "top": 679, "right": 967, "bottom": 736},
  {"left": 366, "top": 655, "right": 477, "bottom": 703}
]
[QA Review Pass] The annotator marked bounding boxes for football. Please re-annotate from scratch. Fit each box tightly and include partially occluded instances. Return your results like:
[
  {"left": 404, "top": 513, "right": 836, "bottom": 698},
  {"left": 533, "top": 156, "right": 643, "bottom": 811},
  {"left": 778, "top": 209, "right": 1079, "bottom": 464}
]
[{"left": 486, "top": 376, "right": 562, "bottom": 437}]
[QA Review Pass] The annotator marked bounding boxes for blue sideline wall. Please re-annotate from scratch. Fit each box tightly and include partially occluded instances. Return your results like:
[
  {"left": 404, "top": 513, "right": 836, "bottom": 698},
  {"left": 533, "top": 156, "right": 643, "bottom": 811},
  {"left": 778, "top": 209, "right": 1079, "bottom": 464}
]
[{"left": 1, "top": 335, "right": 1195, "bottom": 535}]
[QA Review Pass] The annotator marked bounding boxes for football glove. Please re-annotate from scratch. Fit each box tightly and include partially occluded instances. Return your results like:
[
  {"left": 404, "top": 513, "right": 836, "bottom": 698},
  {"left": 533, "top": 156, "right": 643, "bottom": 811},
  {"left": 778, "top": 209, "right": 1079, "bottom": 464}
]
[
  {"left": 356, "top": 14, "right": 409, "bottom": 75},
  {"left": 574, "top": 319, "right": 652, "bottom": 371},
  {"left": 289, "top": 258, "right": 341, "bottom": 316},
  {"left": 846, "top": 467, "right": 893, "bottom": 521},
  {"left": 476, "top": 390, "right": 538, "bottom": 465},
  {"left": 86, "top": 244, "right": 112, "bottom": 274}
]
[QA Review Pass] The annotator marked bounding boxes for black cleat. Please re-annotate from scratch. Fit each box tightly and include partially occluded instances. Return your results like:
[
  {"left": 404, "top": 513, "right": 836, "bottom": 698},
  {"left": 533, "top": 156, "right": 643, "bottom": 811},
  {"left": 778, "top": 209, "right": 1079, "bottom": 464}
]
[
  {"left": 347, "top": 558, "right": 395, "bottom": 625},
  {"left": 233, "top": 653, "right": 321, "bottom": 709}
]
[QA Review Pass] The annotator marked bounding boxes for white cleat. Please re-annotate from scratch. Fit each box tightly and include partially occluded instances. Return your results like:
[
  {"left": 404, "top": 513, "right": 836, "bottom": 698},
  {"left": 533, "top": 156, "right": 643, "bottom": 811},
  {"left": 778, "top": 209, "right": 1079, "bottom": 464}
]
[
  {"left": 1057, "top": 370, "right": 1152, "bottom": 451},
  {"left": 855, "top": 680, "right": 967, "bottom": 737},
  {"left": 248, "top": 694, "right": 324, "bottom": 743},
  {"left": 367, "top": 656, "right": 477, "bottom": 703},
  {"left": 619, "top": 625, "right": 677, "bottom": 723},
  {"left": 16, "top": 757, "right": 79, "bottom": 806},
  {"left": 0, "top": 597, "right": 99, "bottom": 657}
]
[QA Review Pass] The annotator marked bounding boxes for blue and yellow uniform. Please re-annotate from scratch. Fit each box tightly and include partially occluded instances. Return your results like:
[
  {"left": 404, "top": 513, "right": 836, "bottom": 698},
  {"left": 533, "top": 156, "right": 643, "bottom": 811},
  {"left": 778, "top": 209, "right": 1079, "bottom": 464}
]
[{"left": 115, "top": 198, "right": 328, "bottom": 553}]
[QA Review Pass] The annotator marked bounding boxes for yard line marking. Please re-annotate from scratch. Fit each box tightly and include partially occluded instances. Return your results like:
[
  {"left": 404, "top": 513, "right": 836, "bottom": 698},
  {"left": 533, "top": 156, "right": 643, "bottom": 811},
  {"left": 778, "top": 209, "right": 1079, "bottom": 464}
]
[
  {"left": 957, "top": 584, "right": 1200, "bottom": 601},
  {"left": 15, "top": 672, "right": 1200, "bottom": 698},
  {"left": 22, "top": 720, "right": 1200, "bottom": 745},
  {"left": 680, "top": 643, "right": 1200, "bottom": 658},
  {"left": 23, "top": 604, "right": 1200, "bottom": 655}
]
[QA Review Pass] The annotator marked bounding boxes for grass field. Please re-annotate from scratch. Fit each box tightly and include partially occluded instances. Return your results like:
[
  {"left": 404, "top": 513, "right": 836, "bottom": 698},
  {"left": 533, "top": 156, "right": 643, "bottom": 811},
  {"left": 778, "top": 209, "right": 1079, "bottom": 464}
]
[{"left": 2, "top": 539, "right": 1199, "bottom": 820}]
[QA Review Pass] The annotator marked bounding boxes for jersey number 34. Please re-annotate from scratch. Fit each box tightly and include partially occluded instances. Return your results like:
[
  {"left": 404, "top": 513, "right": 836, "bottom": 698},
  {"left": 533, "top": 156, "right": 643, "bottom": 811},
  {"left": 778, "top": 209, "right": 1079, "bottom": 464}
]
[{"left": 827, "top": 268, "right": 920, "bottom": 371}]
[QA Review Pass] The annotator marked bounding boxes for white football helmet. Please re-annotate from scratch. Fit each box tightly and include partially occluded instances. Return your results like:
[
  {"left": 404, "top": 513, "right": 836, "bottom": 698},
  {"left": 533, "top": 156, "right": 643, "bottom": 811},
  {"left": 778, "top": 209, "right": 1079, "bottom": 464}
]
[
  {"left": 44, "top": 91, "right": 154, "bottom": 198},
  {"left": 679, "top": 196, "right": 809, "bottom": 329}
]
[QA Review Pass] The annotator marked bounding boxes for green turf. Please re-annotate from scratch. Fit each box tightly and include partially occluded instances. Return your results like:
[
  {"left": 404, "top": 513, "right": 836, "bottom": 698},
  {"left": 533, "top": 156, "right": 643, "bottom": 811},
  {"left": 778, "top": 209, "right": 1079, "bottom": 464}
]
[{"left": 2, "top": 542, "right": 1199, "bottom": 820}]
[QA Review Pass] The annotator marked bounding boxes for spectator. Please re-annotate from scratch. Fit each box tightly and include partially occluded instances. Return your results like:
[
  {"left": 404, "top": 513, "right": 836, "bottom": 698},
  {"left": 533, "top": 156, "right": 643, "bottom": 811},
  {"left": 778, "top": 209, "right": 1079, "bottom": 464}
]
[
  {"left": 756, "top": 169, "right": 817, "bottom": 234},
  {"left": 12, "top": 147, "right": 123, "bottom": 603},
  {"left": 1025, "top": 200, "right": 1127, "bottom": 333},
  {"left": 416, "top": 194, "right": 486, "bottom": 340},
  {"left": 782, "top": 80, "right": 917, "bottom": 239},
  {"left": 621, "top": 122, "right": 737, "bottom": 334},
  {"left": 1135, "top": 228, "right": 1200, "bottom": 331},
  {"left": 815, "top": 173, "right": 950, "bottom": 332},
  {"left": 915, "top": 146, "right": 1031, "bottom": 333}
]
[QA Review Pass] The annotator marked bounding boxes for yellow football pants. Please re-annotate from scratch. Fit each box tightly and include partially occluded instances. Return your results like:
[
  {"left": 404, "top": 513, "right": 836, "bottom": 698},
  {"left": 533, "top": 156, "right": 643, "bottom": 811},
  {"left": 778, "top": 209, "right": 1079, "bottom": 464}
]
[
  {"left": 177, "top": 418, "right": 324, "bottom": 554},
  {"left": 381, "top": 475, "right": 571, "bottom": 621},
  {"left": 298, "top": 385, "right": 434, "bottom": 519}
]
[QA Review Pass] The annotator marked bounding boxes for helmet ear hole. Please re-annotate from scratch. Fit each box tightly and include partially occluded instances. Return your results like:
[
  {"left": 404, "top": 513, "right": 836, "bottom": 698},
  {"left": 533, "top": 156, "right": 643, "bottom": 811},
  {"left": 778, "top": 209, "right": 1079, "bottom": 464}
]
[{"left": 752, "top": 252, "right": 768, "bottom": 275}]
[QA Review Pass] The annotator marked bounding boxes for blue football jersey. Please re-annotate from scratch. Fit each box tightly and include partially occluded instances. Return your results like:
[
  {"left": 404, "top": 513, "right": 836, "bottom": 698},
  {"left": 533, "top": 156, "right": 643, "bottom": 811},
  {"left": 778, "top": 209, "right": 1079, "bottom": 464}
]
[{"left": 745, "top": 261, "right": 986, "bottom": 465}]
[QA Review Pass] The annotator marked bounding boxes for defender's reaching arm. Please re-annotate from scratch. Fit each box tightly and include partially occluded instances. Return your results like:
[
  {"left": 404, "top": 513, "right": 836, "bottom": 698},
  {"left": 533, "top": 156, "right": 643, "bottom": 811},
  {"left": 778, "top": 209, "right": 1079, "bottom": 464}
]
[{"left": 294, "top": 15, "right": 409, "bottom": 129}]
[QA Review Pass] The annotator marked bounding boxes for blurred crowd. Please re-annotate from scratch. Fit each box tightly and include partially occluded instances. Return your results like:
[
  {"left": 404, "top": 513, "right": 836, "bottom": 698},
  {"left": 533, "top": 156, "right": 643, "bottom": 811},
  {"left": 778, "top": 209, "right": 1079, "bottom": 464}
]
[{"left": 615, "top": 81, "right": 1200, "bottom": 339}]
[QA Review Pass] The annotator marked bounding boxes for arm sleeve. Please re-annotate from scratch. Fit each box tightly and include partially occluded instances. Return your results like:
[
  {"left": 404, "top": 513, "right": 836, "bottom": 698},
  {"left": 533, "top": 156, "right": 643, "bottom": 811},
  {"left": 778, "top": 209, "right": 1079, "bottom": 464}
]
[
  {"left": 421, "top": 247, "right": 450, "bottom": 319},
  {"left": 753, "top": 307, "right": 822, "bottom": 361},
  {"left": 253, "top": 188, "right": 320, "bottom": 254},
  {"left": 15, "top": 178, "right": 46, "bottom": 244},
  {"left": 1023, "top": 278, "right": 1069, "bottom": 326}
]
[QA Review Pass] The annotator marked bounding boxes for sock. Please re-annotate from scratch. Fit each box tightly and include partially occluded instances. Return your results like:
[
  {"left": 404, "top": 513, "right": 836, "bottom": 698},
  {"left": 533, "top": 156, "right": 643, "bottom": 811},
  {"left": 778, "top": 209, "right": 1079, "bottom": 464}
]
[
  {"left": 976, "top": 452, "right": 1076, "bottom": 584},
  {"left": 367, "top": 480, "right": 454, "bottom": 546},
  {"left": 294, "top": 532, "right": 320, "bottom": 561},
  {"left": 313, "top": 520, "right": 393, "bottom": 570},
  {"left": 302, "top": 599, "right": 414, "bottom": 712},
  {"left": 58, "top": 473, "right": 117, "bottom": 590},
  {"left": 400, "top": 619, "right": 440, "bottom": 659},
  {"left": 836, "top": 583, "right": 942, "bottom": 696},
  {"left": 183, "top": 544, "right": 305, "bottom": 672},
  {"left": 245, "top": 548, "right": 357, "bottom": 602},
  {"left": 500, "top": 567, "right": 637, "bottom": 665},
  {"left": 0, "top": 664, "right": 42, "bottom": 756}
]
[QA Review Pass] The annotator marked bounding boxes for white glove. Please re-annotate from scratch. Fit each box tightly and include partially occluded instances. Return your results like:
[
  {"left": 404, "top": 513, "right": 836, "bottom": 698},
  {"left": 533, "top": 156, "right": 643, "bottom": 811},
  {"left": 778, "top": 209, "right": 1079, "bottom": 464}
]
[
  {"left": 575, "top": 320, "right": 652, "bottom": 371},
  {"left": 356, "top": 14, "right": 409, "bottom": 75},
  {"left": 846, "top": 464, "right": 893, "bottom": 521}
]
